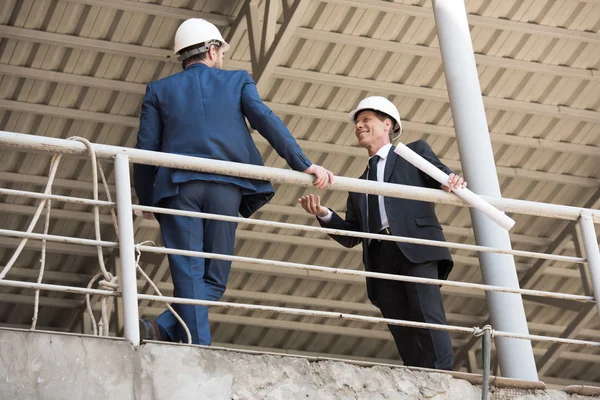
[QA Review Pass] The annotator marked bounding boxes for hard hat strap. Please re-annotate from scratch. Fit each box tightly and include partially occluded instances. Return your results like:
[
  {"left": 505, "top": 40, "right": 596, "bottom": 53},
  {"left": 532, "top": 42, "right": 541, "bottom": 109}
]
[{"left": 177, "top": 40, "right": 222, "bottom": 62}]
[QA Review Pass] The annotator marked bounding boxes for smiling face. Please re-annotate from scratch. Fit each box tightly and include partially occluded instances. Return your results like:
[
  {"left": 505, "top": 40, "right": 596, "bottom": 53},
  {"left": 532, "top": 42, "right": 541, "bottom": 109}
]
[{"left": 354, "top": 110, "right": 393, "bottom": 156}]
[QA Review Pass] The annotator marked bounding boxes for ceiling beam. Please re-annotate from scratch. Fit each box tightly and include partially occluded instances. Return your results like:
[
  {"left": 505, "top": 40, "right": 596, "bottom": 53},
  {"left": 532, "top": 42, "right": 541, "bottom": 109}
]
[
  {"left": 0, "top": 170, "right": 117, "bottom": 194},
  {"left": 293, "top": 28, "right": 598, "bottom": 82},
  {"left": 0, "top": 292, "right": 83, "bottom": 308},
  {"left": 520, "top": 191, "right": 600, "bottom": 288},
  {"left": 250, "top": 134, "right": 600, "bottom": 188},
  {"left": 324, "top": 0, "right": 600, "bottom": 45},
  {"left": 536, "top": 303, "right": 597, "bottom": 376},
  {"left": 2, "top": 26, "right": 599, "bottom": 124},
  {"left": 55, "top": 0, "right": 600, "bottom": 80},
  {"left": 0, "top": 237, "right": 104, "bottom": 257},
  {"left": 65, "top": 0, "right": 233, "bottom": 25},
  {"left": 2, "top": 98, "right": 598, "bottom": 188},
  {"left": 1, "top": 266, "right": 90, "bottom": 284},
  {"left": 272, "top": 67, "right": 600, "bottom": 124},
  {"left": 252, "top": 0, "right": 310, "bottom": 93},
  {"left": 1, "top": 64, "right": 599, "bottom": 159}
]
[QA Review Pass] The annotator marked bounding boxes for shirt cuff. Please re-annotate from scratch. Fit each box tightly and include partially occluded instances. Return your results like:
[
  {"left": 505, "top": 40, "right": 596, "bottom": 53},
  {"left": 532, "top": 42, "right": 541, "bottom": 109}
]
[{"left": 317, "top": 209, "right": 333, "bottom": 223}]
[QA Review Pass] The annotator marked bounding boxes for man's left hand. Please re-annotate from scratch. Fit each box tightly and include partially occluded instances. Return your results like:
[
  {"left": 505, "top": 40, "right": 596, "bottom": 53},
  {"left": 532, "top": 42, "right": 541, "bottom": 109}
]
[{"left": 442, "top": 173, "right": 467, "bottom": 192}]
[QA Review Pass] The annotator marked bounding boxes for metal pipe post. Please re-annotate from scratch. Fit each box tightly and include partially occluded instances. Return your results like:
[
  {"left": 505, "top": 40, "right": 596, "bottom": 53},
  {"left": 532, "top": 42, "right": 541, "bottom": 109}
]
[
  {"left": 114, "top": 153, "right": 140, "bottom": 346},
  {"left": 578, "top": 212, "right": 600, "bottom": 317},
  {"left": 481, "top": 326, "right": 492, "bottom": 400},
  {"left": 431, "top": 0, "right": 538, "bottom": 380}
]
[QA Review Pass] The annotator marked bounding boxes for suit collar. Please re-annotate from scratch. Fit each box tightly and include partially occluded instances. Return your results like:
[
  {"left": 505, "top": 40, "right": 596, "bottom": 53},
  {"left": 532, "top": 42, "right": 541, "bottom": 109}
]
[
  {"left": 384, "top": 145, "right": 399, "bottom": 182},
  {"left": 184, "top": 63, "right": 210, "bottom": 71},
  {"left": 369, "top": 143, "right": 393, "bottom": 161},
  {"left": 360, "top": 144, "right": 397, "bottom": 182}
]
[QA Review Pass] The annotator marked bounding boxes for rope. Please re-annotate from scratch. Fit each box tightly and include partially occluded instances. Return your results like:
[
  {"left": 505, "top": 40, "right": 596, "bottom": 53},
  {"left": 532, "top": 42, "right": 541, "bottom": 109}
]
[
  {"left": 134, "top": 242, "right": 191, "bottom": 344},
  {"left": 473, "top": 324, "right": 494, "bottom": 338},
  {"left": 11, "top": 135, "right": 192, "bottom": 342},
  {"left": 0, "top": 136, "right": 123, "bottom": 335}
]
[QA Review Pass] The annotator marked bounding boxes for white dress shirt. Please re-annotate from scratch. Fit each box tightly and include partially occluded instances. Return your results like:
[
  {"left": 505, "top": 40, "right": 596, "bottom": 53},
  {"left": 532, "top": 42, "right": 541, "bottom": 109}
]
[{"left": 318, "top": 143, "right": 392, "bottom": 230}]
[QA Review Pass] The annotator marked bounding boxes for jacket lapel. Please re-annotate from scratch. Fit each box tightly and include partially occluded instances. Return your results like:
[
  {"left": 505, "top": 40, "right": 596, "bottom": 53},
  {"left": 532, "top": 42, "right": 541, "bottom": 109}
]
[
  {"left": 384, "top": 145, "right": 399, "bottom": 182},
  {"left": 358, "top": 168, "right": 368, "bottom": 232}
]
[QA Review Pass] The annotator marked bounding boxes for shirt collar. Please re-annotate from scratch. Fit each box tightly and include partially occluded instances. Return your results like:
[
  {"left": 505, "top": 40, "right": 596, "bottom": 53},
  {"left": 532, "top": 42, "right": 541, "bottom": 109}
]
[{"left": 369, "top": 143, "right": 393, "bottom": 161}]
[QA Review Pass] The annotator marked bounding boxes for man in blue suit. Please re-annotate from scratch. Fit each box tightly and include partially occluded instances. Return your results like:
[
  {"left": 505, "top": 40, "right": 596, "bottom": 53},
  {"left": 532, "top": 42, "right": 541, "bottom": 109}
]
[
  {"left": 299, "top": 97, "right": 465, "bottom": 370},
  {"left": 134, "top": 18, "right": 334, "bottom": 345}
]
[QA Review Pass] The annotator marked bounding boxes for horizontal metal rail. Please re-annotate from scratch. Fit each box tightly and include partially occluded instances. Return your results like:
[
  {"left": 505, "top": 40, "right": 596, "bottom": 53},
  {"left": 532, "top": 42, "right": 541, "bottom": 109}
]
[
  {"left": 137, "top": 245, "right": 594, "bottom": 303},
  {"left": 0, "top": 188, "right": 115, "bottom": 207},
  {"left": 0, "top": 187, "right": 586, "bottom": 264},
  {"left": 1, "top": 131, "right": 598, "bottom": 223},
  {"left": 0, "top": 229, "right": 118, "bottom": 249},
  {"left": 132, "top": 205, "right": 585, "bottom": 264},
  {"left": 0, "top": 278, "right": 597, "bottom": 348},
  {"left": 0, "top": 228, "right": 593, "bottom": 303}
]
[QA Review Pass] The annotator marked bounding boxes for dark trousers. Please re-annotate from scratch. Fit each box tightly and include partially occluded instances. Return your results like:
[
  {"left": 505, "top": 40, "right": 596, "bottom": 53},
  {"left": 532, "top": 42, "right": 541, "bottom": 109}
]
[
  {"left": 155, "top": 181, "right": 242, "bottom": 345},
  {"left": 369, "top": 239, "right": 454, "bottom": 370}
]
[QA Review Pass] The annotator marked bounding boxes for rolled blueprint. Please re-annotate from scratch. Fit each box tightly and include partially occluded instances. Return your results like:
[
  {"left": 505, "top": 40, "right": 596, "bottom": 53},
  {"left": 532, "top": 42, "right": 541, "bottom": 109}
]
[{"left": 394, "top": 143, "right": 515, "bottom": 231}]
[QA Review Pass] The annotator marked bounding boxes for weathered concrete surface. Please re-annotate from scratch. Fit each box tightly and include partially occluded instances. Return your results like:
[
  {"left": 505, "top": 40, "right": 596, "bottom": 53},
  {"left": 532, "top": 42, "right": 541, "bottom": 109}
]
[
  {"left": 0, "top": 329, "right": 596, "bottom": 399},
  {"left": 0, "top": 329, "right": 135, "bottom": 399}
]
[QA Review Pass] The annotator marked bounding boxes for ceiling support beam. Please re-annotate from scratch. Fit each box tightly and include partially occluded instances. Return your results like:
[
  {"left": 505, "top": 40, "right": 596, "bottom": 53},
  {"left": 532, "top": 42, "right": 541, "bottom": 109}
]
[
  {"left": 2, "top": 99, "right": 598, "bottom": 188},
  {"left": 536, "top": 303, "right": 597, "bottom": 376},
  {"left": 65, "top": 0, "right": 232, "bottom": 25},
  {"left": 2, "top": 26, "right": 599, "bottom": 124},
  {"left": 293, "top": 28, "right": 598, "bottom": 82},
  {"left": 1, "top": 62, "right": 599, "bottom": 158},
  {"left": 245, "top": 0, "right": 311, "bottom": 93},
  {"left": 57, "top": 0, "right": 600, "bottom": 79},
  {"left": 323, "top": 0, "right": 600, "bottom": 45},
  {"left": 520, "top": 191, "right": 600, "bottom": 288}
]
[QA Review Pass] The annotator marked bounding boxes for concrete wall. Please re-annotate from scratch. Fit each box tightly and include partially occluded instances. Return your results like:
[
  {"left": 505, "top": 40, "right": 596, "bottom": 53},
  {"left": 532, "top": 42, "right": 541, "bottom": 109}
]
[{"left": 0, "top": 329, "right": 594, "bottom": 400}]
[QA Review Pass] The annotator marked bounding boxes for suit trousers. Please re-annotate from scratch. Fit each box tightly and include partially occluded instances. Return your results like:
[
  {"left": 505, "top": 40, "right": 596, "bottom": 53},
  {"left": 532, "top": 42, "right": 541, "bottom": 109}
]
[
  {"left": 155, "top": 180, "right": 242, "bottom": 345},
  {"left": 368, "top": 238, "right": 454, "bottom": 370}
]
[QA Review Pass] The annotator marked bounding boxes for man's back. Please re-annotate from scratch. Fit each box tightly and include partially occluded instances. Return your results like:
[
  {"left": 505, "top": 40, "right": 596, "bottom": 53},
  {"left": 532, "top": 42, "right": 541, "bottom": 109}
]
[
  {"left": 147, "top": 63, "right": 260, "bottom": 165},
  {"left": 134, "top": 62, "right": 311, "bottom": 216}
]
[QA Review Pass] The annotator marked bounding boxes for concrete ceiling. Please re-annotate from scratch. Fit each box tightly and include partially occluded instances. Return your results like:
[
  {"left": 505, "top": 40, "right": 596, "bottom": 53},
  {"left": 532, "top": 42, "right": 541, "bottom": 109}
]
[{"left": 0, "top": 0, "right": 599, "bottom": 388}]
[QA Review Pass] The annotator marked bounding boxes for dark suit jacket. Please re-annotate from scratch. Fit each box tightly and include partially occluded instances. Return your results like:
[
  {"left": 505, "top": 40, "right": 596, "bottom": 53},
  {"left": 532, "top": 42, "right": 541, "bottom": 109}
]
[
  {"left": 319, "top": 141, "right": 453, "bottom": 302},
  {"left": 133, "top": 63, "right": 312, "bottom": 217}
]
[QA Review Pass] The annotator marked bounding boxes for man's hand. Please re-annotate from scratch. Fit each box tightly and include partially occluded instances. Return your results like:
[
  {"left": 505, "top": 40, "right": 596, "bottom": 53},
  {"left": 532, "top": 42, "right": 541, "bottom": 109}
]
[
  {"left": 441, "top": 173, "right": 467, "bottom": 193},
  {"left": 304, "top": 164, "right": 335, "bottom": 189},
  {"left": 142, "top": 211, "right": 156, "bottom": 220},
  {"left": 298, "top": 194, "right": 329, "bottom": 217}
]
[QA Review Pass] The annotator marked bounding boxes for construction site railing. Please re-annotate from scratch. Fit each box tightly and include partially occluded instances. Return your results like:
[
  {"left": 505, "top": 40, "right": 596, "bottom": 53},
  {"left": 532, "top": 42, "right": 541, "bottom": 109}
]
[{"left": 0, "top": 131, "right": 599, "bottom": 390}]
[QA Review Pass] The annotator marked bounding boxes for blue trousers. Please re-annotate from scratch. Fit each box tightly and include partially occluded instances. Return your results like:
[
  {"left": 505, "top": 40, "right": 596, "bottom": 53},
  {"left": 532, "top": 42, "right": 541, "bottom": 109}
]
[{"left": 155, "top": 181, "right": 242, "bottom": 345}]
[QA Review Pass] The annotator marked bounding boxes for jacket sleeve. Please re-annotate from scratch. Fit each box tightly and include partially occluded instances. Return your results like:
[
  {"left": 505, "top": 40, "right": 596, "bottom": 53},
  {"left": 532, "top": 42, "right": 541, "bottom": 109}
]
[
  {"left": 318, "top": 194, "right": 362, "bottom": 248},
  {"left": 413, "top": 140, "right": 453, "bottom": 189},
  {"left": 240, "top": 72, "right": 312, "bottom": 172},
  {"left": 133, "top": 84, "right": 162, "bottom": 206}
]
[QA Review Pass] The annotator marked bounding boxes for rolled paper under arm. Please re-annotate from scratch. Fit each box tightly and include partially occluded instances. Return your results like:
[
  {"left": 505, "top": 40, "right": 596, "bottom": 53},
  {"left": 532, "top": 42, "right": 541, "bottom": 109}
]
[{"left": 393, "top": 143, "right": 515, "bottom": 231}]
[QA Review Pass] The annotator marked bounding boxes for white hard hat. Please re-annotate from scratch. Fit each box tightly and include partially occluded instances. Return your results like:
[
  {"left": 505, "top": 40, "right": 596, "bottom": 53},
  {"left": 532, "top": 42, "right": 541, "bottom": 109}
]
[
  {"left": 348, "top": 96, "right": 403, "bottom": 140},
  {"left": 174, "top": 18, "right": 230, "bottom": 61}
]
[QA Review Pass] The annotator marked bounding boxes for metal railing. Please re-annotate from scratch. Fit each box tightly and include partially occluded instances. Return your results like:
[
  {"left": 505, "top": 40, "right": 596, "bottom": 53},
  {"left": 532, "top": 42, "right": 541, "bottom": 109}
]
[{"left": 1, "top": 131, "right": 599, "bottom": 392}]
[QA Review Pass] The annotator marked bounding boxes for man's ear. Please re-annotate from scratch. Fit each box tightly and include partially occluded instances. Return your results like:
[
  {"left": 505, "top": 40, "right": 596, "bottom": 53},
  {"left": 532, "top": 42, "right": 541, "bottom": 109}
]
[
  {"left": 384, "top": 118, "right": 392, "bottom": 134},
  {"left": 208, "top": 44, "right": 217, "bottom": 61}
]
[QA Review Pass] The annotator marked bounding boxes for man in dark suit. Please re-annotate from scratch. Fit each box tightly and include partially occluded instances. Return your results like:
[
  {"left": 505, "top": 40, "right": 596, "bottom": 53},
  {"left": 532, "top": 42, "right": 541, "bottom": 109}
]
[
  {"left": 134, "top": 18, "right": 333, "bottom": 345},
  {"left": 298, "top": 96, "right": 465, "bottom": 370}
]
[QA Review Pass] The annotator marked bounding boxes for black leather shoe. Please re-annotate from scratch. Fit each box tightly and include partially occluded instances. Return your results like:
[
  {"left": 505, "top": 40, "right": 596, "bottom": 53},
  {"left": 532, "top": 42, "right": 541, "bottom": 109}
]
[{"left": 139, "top": 319, "right": 161, "bottom": 341}]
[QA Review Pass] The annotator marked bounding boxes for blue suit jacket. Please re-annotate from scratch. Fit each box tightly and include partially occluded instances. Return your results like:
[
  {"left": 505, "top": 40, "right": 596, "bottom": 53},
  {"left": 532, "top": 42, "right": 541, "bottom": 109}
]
[{"left": 133, "top": 63, "right": 312, "bottom": 217}]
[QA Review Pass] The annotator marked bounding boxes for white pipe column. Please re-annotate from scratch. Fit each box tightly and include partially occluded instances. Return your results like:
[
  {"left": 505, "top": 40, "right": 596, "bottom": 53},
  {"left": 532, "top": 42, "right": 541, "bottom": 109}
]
[
  {"left": 114, "top": 153, "right": 140, "bottom": 346},
  {"left": 431, "top": 0, "right": 538, "bottom": 380},
  {"left": 578, "top": 213, "right": 600, "bottom": 317}
]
